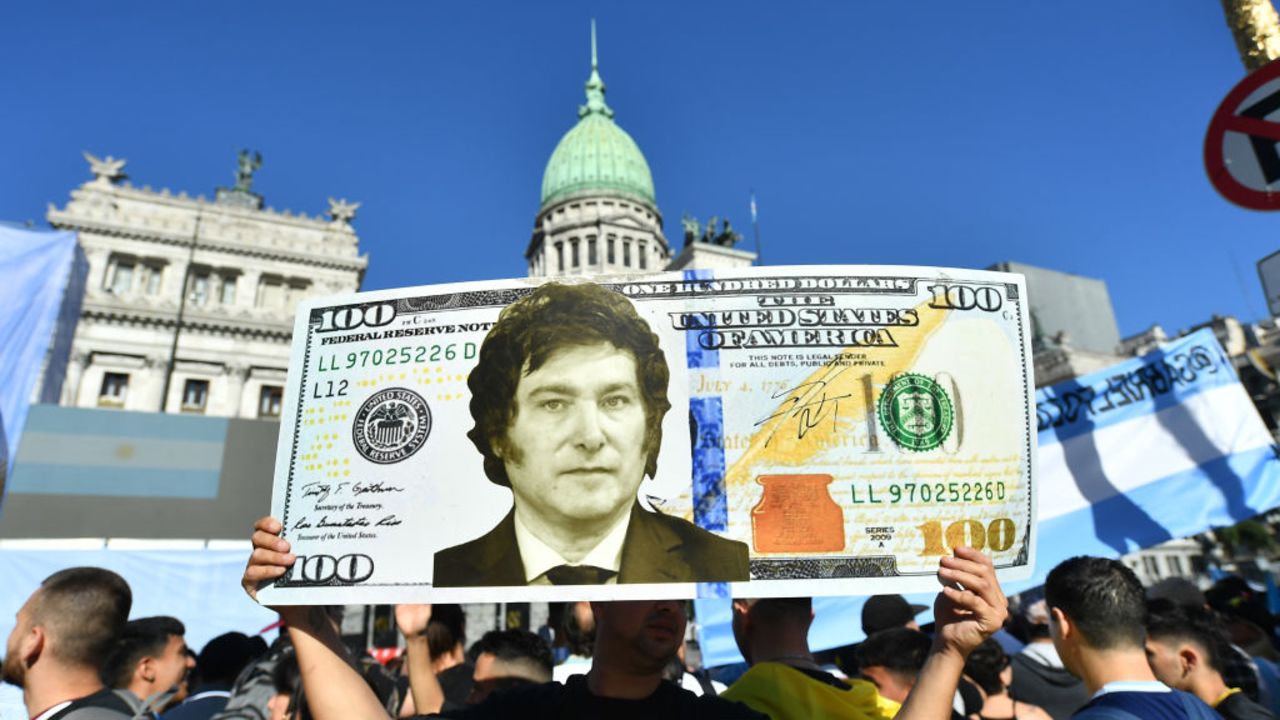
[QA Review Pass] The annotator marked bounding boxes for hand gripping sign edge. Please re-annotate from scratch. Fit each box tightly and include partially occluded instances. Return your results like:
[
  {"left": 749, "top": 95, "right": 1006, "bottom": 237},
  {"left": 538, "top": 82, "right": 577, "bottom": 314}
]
[{"left": 1204, "top": 57, "right": 1280, "bottom": 210}]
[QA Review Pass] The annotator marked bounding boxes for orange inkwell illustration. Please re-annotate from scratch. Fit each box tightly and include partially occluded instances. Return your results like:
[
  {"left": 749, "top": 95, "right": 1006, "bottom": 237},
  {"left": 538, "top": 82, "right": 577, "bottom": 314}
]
[{"left": 751, "top": 474, "right": 845, "bottom": 552}]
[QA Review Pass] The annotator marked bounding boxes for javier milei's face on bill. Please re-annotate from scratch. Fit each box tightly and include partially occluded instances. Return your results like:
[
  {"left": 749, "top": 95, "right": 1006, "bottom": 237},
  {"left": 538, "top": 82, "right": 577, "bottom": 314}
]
[{"left": 498, "top": 342, "right": 649, "bottom": 538}]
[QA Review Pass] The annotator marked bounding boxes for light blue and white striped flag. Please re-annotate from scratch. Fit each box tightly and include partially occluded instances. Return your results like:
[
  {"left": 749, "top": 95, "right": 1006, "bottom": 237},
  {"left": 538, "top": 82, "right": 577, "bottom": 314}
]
[{"left": 1026, "top": 327, "right": 1280, "bottom": 579}]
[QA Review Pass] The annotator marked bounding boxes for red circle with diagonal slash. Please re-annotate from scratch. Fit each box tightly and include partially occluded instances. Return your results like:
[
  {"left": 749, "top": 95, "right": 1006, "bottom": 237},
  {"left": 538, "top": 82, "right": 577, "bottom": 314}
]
[{"left": 1205, "top": 58, "right": 1280, "bottom": 210}]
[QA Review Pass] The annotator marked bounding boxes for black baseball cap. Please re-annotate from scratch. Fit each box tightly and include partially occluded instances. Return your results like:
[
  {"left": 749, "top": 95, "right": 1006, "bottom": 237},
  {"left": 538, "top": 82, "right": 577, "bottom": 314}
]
[{"left": 862, "top": 594, "right": 927, "bottom": 636}]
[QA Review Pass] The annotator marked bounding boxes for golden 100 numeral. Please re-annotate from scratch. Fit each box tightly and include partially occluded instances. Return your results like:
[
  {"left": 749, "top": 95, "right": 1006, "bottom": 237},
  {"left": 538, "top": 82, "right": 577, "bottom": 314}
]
[{"left": 918, "top": 518, "right": 1016, "bottom": 555}]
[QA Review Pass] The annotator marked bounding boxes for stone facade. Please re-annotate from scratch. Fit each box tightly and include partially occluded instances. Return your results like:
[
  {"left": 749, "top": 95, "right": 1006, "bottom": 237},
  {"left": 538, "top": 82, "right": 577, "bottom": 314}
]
[
  {"left": 46, "top": 155, "right": 367, "bottom": 419},
  {"left": 667, "top": 236, "right": 757, "bottom": 272},
  {"left": 526, "top": 195, "right": 670, "bottom": 277},
  {"left": 525, "top": 195, "right": 759, "bottom": 277}
]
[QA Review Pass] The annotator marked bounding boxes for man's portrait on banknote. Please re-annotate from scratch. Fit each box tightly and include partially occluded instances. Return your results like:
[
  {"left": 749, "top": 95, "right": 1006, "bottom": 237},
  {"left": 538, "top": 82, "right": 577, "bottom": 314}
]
[{"left": 432, "top": 282, "right": 750, "bottom": 587}]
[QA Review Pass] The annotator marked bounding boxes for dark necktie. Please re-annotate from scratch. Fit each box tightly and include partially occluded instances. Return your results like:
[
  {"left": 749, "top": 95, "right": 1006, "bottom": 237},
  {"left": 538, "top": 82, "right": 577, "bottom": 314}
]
[{"left": 545, "top": 564, "right": 616, "bottom": 585}]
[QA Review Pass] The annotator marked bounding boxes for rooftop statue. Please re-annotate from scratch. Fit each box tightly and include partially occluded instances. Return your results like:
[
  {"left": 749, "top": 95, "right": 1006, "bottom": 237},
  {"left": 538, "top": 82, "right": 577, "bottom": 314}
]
[
  {"left": 681, "top": 214, "right": 700, "bottom": 247},
  {"left": 713, "top": 218, "right": 742, "bottom": 247},
  {"left": 83, "top": 151, "right": 127, "bottom": 185},
  {"left": 327, "top": 197, "right": 360, "bottom": 225},
  {"left": 235, "top": 150, "right": 263, "bottom": 192},
  {"left": 682, "top": 215, "right": 743, "bottom": 248}
]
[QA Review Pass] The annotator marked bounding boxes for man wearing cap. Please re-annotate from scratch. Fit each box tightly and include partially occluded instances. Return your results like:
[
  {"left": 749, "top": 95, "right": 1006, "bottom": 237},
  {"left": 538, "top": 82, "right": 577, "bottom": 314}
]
[
  {"left": 863, "top": 595, "right": 928, "bottom": 636},
  {"left": 832, "top": 595, "right": 927, "bottom": 676}
]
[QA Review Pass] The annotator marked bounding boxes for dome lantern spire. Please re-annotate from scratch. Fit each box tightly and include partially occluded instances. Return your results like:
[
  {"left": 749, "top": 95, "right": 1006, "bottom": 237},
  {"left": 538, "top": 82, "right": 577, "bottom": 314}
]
[
  {"left": 540, "top": 20, "right": 655, "bottom": 209},
  {"left": 581, "top": 19, "right": 612, "bottom": 119}
]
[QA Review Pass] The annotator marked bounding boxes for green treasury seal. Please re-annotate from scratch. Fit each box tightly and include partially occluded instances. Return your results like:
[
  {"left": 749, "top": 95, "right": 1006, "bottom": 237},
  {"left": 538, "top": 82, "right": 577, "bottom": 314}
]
[{"left": 878, "top": 373, "right": 954, "bottom": 452}]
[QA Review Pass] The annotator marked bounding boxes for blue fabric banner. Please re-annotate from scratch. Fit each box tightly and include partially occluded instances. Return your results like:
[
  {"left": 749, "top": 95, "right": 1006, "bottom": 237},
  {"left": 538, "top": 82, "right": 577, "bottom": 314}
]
[{"left": 0, "top": 227, "right": 79, "bottom": 484}]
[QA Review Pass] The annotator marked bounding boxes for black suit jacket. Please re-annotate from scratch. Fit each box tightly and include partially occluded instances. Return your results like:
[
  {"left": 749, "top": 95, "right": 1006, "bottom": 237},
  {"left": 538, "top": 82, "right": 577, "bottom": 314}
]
[{"left": 432, "top": 502, "right": 749, "bottom": 587}]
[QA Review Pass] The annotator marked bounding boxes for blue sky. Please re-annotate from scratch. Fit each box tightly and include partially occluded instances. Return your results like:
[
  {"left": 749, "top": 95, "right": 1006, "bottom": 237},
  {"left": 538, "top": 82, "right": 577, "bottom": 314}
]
[{"left": 2, "top": 2, "right": 1274, "bottom": 337}]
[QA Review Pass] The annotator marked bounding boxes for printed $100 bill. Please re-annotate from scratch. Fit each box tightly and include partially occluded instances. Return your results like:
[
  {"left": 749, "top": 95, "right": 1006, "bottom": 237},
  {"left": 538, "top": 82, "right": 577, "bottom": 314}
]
[{"left": 260, "top": 265, "right": 1035, "bottom": 604}]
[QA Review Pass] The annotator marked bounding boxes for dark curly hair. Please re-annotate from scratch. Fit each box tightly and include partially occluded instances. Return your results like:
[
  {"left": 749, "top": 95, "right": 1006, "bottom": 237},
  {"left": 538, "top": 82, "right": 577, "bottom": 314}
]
[
  {"left": 467, "top": 282, "right": 671, "bottom": 487},
  {"left": 963, "top": 638, "right": 1010, "bottom": 696}
]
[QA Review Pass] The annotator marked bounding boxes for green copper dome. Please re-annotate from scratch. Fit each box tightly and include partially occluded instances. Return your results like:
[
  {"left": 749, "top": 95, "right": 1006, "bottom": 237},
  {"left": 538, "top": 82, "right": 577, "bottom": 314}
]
[{"left": 540, "top": 27, "right": 655, "bottom": 209}]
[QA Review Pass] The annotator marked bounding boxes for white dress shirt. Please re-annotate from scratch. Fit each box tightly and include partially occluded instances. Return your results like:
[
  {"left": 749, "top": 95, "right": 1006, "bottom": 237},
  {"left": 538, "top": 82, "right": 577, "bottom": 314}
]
[{"left": 514, "top": 511, "right": 632, "bottom": 585}]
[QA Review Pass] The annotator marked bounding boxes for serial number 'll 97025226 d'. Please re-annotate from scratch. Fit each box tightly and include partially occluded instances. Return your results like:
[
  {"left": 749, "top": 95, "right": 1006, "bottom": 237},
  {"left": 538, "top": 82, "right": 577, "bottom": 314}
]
[
  {"left": 852, "top": 481, "right": 1007, "bottom": 505},
  {"left": 316, "top": 343, "right": 479, "bottom": 372}
]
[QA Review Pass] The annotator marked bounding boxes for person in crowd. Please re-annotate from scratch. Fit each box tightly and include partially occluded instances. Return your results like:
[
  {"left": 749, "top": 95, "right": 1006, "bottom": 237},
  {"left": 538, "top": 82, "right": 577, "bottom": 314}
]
[
  {"left": 265, "top": 649, "right": 307, "bottom": 720},
  {"left": 465, "top": 629, "right": 554, "bottom": 704},
  {"left": 1206, "top": 576, "right": 1280, "bottom": 713},
  {"left": 1044, "top": 556, "right": 1218, "bottom": 719},
  {"left": 164, "top": 632, "right": 261, "bottom": 720},
  {"left": 1145, "top": 599, "right": 1276, "bottom": 720},
  {"left": 832, "top": 594, "right": 929, "bottom": 677},
  {"left": 1149, "top": 575, "right": 1269, "bottom": 707},
  {"left": 864, "top": 594, "right": 928, "bottom": 637},
  {"left": 2, "top": 566, "right": 135, "bottom": 720},
  {"left": 1207, "top": 578, "right": 1280, "bottom": 661},
  {"left": 209, "top": 633, "right": 294, "bottom": 720},
  {"left": 722, "top": 597, "right": 903, "bottom": 719},
  {"left": 661, "top": 641, "right": 726, "bottom": 696},
  {"left": 552, "top": 601, "right": 595, "bottom": 682},
  {"left": 432, "top": 282, "right": 749, "bottom": 587},
  {"left": 395, "top": 605, "right": 552, "bottom": 713},
  {"left": 854, "top": 626, "right": 985, "bottom": 720},
  {"left": 855, "top": 628, "right": 933, "bottom": 705},
  {"left": 244, "top": 515, "right": 1009, "bottom": 719},
  {"left": 103, "top": 616, "right": 196, "bottom": 717},
  {"left": 425, "top": 606, "right": 472, "bottom": 710},
  {"left": 1008, "top": 598, "right": 1089, "bottom": 720},
  {"left": 964, "top": 638, "right": 1053, "bottom": 720}
]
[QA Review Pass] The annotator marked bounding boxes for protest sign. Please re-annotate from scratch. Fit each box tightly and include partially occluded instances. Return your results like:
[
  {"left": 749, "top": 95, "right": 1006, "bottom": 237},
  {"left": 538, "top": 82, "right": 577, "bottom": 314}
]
[{"left": 259, "top": 266, "right": 1037, "bottom": 604}]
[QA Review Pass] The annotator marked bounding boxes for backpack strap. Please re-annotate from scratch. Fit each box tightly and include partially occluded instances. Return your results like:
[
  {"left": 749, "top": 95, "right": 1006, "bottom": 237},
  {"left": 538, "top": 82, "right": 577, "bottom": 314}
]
[
  {"left": 110, "top": 689, "right": 155, "bottom": 720},
  {"left": 690, "top": 669, "right": 718, "bottom": 696}
]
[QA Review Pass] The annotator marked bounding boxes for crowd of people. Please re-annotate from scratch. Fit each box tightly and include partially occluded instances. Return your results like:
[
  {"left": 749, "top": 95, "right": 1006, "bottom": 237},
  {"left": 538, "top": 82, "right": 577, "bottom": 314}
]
[{"left": 7, "top": 535, "right": 1280, "bottom": 720}]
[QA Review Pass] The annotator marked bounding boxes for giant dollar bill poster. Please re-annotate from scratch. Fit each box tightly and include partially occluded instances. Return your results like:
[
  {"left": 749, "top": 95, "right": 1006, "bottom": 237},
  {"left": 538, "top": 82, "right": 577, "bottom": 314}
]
[{"left": 259, "top": 266, "right": 1036, "bottom": 604}]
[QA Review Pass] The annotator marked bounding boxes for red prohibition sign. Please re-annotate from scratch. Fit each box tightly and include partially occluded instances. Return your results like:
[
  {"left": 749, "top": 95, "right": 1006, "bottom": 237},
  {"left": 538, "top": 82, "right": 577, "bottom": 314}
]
[{"left": 1205, "top": 58, "right": 1280, "bottom": 210}]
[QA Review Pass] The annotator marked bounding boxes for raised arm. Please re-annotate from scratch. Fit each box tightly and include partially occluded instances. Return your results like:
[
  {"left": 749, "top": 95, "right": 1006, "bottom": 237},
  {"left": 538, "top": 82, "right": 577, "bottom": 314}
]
[
  {"left": 896, "top": 546, "right": 1009, "bottom": 720},
  {"left": 242, "top": 516, "right": 392, "bottom": 720},
  {"left": 396, "top": 604, "right": 446, "bottom": 715}
]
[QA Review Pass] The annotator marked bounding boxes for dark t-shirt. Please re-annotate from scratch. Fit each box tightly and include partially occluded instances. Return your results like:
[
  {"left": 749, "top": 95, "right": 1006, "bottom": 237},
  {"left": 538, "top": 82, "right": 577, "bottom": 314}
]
[
  {"left": 1074, "top": 690, "right": 1219, "bottom": 719},
  {"left": 438, "top": 663, "right": 476, "bottom": 711},
  {"left": 426, "top": 674, "right": 766, "bottom": 720},
  {"left": 1218, "top": 691, "right": 1277, "bottom": 720}
]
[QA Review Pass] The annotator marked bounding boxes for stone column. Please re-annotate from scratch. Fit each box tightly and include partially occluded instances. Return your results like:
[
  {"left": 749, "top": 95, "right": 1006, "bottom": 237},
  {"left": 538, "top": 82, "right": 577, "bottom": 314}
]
[
  {"left": 223, "top": 364, "right": 251, "bottom": 417},
  {"left": 144, "top": 355, "right": 171, "bottom": 413},
  {"left": 62, "top": 350, "right": 91, "bottom": 406},
  {"left": 240, "top": 269, "right": 262, "bottom": 309}
]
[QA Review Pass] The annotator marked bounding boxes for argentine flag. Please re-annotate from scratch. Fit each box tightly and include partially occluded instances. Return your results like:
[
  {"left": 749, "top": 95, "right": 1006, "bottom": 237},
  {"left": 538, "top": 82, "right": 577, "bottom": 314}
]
[{"left": 1027, "top": 327, "right": 1280, "bottom": 584}]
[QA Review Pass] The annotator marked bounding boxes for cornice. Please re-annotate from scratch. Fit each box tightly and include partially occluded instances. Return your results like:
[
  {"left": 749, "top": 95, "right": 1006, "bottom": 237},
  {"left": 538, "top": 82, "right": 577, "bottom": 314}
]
[
  {"left": 81, "top": 301, "right": 295, "bottom": 341},
  {"left": 69, "top": 181, "right": 341, "bottom": 230},
  {"left": 49, "top": 209, "right": 368, "bottom": 273},
  {"left": 526, "top": 208, "right": 669, "bottom": 258}
]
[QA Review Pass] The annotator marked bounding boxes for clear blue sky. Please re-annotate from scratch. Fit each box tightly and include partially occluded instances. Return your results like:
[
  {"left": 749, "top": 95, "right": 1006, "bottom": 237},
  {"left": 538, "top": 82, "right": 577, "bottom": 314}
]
[{"left": 2, "top": 2, "right": 1274, "bottom": 337}]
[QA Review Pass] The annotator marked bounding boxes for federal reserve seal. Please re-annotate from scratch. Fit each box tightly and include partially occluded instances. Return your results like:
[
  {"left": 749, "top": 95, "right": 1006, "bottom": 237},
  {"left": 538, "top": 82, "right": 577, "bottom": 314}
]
[
  {"left": 352, "top": 388, "right": 431, "bottom": 464},
  {"left": 877, "top": 373, "right": 954, "bottom": 452}
]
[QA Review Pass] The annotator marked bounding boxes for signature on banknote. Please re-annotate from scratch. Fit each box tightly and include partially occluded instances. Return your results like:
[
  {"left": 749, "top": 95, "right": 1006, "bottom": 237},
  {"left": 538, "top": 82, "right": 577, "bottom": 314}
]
[
  {"left": 300, "top": 481, "right": 405, "bottom": 504},
  {"left": 294, "top": 513, "right": 404, "bottom": 530},
  {"left": 756, "top": 362, "right": 854, "bottom": 444}
]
